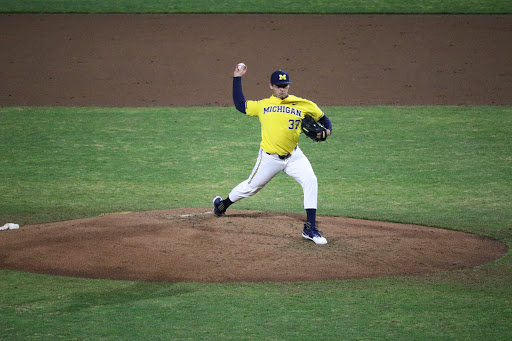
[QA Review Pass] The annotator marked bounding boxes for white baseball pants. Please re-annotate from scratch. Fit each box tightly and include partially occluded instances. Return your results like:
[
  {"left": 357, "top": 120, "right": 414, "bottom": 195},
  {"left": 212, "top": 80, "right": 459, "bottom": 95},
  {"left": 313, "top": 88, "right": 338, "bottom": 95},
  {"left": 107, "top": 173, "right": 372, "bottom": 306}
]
[{"left": 228, "top": 146, "right": 318, "bottom": 209}]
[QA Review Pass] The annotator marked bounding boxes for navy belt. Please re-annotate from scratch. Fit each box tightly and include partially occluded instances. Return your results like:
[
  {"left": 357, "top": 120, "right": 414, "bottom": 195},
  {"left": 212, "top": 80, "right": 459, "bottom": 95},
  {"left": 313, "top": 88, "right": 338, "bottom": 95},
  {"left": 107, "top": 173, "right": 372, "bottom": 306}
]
[
  {"left": 276, "top": 153, "right": 292, "bottom": 160},
  {"left": 266, "top": 147, "right": 296, "bottom": 160}
]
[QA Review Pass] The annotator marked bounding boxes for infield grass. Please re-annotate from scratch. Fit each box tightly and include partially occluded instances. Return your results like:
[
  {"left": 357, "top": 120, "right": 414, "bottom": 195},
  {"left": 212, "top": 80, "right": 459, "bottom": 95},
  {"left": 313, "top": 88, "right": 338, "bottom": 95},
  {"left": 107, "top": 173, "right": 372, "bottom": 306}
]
[
  {"left": 0, "top": 0, "right": 510, "bottom": 14},
  {"left": 0, "top": 105, "right": 511, "bottom": 340}
]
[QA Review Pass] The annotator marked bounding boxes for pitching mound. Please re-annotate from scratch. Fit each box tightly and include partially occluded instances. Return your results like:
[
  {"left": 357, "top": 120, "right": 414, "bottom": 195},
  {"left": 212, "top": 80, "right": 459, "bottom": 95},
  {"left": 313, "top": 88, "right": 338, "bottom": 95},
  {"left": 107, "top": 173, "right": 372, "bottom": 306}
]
[{"left": 0, "top": 208, "right": 506, "bottom": 283}]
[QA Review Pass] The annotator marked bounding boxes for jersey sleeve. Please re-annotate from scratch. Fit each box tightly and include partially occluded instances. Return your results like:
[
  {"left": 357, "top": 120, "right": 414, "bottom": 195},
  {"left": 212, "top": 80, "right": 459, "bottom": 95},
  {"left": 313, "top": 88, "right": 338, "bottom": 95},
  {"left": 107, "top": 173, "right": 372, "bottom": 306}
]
[
  {"left": 308, "top": 102, "right": 325, "bottom": 121},
  {"left": 245, "top": 100, "right": 260, "bottom": 117}
]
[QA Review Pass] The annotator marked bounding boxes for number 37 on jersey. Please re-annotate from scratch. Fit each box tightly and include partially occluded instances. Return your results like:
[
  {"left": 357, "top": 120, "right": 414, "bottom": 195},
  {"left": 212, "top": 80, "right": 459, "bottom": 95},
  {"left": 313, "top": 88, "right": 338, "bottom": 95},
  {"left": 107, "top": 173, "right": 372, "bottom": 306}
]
[{"left": 288, "top": 119, "right": 301, "bottom": 130}]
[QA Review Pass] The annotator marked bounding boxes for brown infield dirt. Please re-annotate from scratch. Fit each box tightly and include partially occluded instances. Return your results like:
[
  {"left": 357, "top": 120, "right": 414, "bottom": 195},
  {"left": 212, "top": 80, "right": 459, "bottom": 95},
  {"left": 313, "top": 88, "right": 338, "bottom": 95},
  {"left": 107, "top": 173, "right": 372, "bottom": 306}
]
[{"left": 0, "top": 14, "right": 511, "bottom": 283}]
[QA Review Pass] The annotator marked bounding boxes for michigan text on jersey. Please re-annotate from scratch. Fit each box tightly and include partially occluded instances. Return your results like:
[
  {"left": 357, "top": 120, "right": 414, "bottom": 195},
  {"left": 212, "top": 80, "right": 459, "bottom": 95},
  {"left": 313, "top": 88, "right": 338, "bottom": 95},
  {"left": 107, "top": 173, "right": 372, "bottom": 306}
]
[{"left": 263, "top": 105, "right": 302, "bottom": 117}]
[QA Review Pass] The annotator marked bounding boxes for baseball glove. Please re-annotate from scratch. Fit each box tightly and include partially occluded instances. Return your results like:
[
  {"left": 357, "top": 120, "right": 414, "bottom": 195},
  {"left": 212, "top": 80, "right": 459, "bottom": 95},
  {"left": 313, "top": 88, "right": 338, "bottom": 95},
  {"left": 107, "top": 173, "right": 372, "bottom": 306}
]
[{"left": 301, "top": 115, "right": 327, "bottom": 142}]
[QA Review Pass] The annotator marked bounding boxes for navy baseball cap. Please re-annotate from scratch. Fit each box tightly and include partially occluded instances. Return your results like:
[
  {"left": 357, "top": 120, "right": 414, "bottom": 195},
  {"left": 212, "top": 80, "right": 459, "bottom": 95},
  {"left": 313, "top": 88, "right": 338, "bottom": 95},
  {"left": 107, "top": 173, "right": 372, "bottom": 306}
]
[{"left": 270, "top": 70, "right": 292, "bottom": 85}]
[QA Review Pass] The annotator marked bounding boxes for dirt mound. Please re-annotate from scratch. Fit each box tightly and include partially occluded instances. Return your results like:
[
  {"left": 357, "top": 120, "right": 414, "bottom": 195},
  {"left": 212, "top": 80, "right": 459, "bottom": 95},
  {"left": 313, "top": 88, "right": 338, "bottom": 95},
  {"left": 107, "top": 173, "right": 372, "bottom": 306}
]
[{"left": 0, "top": 209, "right": 506, "bottom": 283}]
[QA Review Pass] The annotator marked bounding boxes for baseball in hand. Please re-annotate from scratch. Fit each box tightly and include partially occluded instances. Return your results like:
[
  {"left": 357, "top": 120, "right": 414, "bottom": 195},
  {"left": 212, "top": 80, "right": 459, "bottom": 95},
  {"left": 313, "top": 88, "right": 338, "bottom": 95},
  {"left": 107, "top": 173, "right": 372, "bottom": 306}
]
[{"left": 237, "top": 63, "right": 246, "bottom": 70}]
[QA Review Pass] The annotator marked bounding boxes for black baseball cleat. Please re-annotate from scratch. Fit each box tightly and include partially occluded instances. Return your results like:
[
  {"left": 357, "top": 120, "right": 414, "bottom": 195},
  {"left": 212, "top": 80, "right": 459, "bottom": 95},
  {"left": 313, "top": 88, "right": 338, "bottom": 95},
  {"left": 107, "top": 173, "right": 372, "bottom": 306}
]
[
  {"left": 212, "top": 196, "right": 226, "bottom": 216},
  {"left": 302, "top": 222, "right": 327, "bottom": 244}
]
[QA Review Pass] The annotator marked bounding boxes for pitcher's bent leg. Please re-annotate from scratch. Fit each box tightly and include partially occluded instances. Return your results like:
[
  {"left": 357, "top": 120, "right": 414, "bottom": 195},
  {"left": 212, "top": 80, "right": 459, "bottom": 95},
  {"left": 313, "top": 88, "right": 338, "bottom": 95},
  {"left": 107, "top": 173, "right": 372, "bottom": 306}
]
[{"left": 229, "top": 149, "right": 285, "bottom": 202}]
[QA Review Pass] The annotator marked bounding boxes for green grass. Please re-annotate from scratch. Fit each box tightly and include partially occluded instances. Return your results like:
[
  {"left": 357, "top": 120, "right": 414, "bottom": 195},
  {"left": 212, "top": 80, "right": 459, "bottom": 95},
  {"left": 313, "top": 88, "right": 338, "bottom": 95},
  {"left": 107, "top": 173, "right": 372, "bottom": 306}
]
[
  {"left": 1, "top": 272, "right": 511, "bottom": 340},
  {"left": 0, "top": 0, "right": 510, "bottom": 14},
  {"left": 2, "top": 106, "right": 510, "bottom": 237},
  {"left": 1, "top": 105, "right": 511, "bottom": 340}
]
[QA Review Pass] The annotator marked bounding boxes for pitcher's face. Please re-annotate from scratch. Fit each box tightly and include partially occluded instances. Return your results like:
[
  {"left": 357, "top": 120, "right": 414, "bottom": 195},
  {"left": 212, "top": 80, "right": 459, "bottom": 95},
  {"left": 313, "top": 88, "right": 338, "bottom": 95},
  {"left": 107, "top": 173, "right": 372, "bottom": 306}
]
[{"left": 270, "top": 83, "right": 290, "bottom": 99}]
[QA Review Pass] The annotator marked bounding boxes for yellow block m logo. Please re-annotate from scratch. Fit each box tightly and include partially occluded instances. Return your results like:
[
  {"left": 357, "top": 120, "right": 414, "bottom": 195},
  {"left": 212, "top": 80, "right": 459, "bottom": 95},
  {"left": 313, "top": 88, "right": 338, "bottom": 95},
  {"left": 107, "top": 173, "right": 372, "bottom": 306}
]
[{"left": 279, "top": 74, "right": 287, "bottom": 80}]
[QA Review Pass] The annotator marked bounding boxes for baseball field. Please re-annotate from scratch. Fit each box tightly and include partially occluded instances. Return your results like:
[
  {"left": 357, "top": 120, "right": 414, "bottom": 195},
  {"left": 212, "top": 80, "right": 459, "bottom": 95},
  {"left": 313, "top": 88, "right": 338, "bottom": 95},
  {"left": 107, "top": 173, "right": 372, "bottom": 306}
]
[{"left": 1, "top": 1, "right": 511, "bottom": 339}]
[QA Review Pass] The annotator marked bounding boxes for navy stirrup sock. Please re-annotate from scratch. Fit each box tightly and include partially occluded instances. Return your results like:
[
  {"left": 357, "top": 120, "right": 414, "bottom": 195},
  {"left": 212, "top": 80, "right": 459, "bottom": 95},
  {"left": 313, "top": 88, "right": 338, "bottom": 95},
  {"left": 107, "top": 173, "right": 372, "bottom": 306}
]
[
  {"left": 222, "top": 197, "right": 233, "bottom": 210},
  {"left": 306, "top": 208, "right": 316, "bottom": 227}
]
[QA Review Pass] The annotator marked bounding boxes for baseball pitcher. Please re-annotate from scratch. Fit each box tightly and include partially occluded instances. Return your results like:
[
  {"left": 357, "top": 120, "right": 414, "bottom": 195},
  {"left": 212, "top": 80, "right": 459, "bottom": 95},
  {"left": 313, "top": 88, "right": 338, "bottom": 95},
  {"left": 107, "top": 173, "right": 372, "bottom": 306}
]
[{"left": 213, "top": 63, "right": 332, "bottom": 244}]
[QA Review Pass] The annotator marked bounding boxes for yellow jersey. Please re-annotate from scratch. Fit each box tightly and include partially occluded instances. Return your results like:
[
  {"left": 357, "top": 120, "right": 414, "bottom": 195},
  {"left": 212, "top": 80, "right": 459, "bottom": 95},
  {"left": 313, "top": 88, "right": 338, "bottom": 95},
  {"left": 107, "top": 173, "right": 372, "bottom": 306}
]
[{"left": 245, "top": 94, "right": 324, "bottom": 155}]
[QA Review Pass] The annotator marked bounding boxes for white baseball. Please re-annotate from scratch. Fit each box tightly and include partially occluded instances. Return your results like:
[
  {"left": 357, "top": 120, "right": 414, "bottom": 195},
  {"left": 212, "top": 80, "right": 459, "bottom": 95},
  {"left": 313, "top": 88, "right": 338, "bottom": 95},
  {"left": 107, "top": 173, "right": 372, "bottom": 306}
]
[{"left": 237, "top": 62, "right": 246, "bottom": 70}]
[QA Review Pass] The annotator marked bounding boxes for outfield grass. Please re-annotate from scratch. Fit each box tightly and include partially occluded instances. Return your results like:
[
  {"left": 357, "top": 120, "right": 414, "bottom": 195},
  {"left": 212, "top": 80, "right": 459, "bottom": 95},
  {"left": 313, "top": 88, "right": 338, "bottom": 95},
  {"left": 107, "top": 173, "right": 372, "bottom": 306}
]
[
  {"left": 0, "top": 0, "right": 511, "bottom": 14},
  {"left": 1, "top": 106, "right": 511, "bottom": 339}
]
